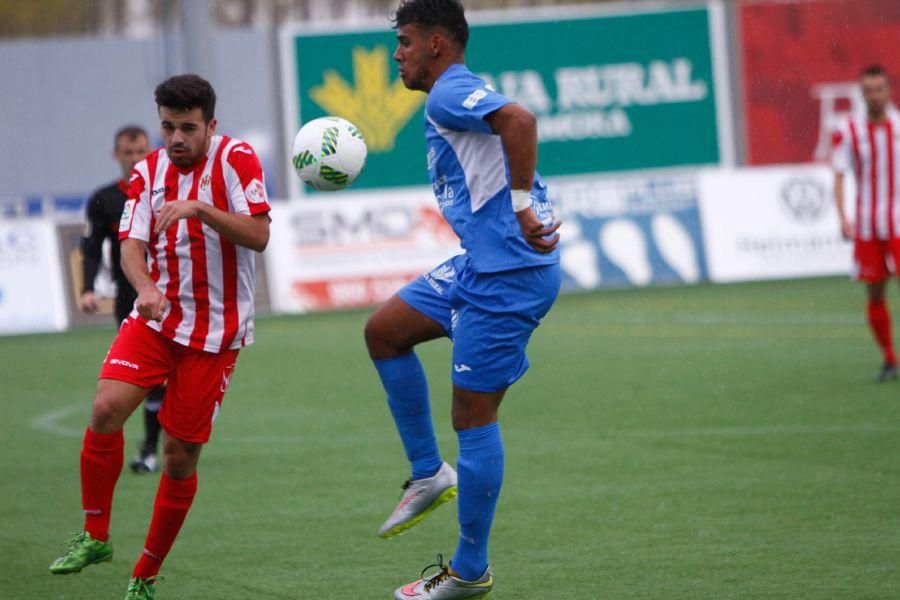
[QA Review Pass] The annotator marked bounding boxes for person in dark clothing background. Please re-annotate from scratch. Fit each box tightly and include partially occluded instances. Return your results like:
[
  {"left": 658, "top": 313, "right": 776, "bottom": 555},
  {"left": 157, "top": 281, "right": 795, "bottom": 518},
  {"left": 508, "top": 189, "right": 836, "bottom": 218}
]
[{"left": 81, "top": 125, "right": 163, "bottom": 473}]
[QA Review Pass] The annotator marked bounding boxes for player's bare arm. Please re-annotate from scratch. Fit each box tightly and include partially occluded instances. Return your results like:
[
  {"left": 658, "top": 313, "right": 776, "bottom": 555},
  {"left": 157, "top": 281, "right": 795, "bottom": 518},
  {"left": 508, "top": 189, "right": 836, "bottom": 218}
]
[
  {"left": 486, "top": 103, "right": 560, "bottom": 254},
  {"left": 121, "top": 238, "right": 166, "bottom": 321},
  {"left": 154, "top": 201, "right": 270, "bottom": 252},
  {"left": 834, "top": 171, "right": 853, "bottom": 240}
]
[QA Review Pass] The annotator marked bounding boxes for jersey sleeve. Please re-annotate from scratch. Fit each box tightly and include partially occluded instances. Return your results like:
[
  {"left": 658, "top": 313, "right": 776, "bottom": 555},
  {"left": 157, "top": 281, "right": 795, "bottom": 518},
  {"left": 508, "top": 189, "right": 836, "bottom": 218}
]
[
  {"left": 118, "top": 168, "right": 151, "bottom": 242},
  {"left": 225, "top": 142, "right": 271, "bottom": 216},
  {"left": 81, "top": 190, "right": 107, "bottom": 293},
  {"left": 426, "top": 76, "right": 513, "bottom": 134},
  {"left": 831, "top": 121, "right": 855, "bottom": 174}
]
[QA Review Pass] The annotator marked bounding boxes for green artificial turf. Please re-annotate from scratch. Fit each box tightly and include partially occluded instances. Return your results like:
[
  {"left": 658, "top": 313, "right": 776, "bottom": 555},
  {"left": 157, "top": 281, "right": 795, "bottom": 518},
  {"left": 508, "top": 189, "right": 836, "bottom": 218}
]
[{"left": 3, "top": 277, "right": 900, "bottom": 599}]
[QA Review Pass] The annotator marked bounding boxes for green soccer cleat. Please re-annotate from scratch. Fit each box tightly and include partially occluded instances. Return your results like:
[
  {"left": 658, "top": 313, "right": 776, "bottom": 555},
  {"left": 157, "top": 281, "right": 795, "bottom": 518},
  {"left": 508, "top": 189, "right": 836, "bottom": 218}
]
[
  {"left": 49, "top": 531, "right": 113, "bottom": 575},
  {"left": 125, "top": 576, "right": 160, "bottom": 599}
]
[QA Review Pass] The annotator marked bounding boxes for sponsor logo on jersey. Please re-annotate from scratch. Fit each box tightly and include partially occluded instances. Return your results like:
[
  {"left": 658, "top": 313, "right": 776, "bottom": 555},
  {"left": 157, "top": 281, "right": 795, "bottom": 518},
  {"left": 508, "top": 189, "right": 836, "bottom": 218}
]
[
  {"left": 200, "top": 174, "right": 211, "bottom": 191},
  {"left": 150, "top": 186, "right": 169, "bottom": 198},
  {"left": 245, "top": 179, "right": 266, "bottom": 204},
  {"left": 119, "top": 199, "right": 136, "bottom": 232},
  {"left": 308, "top": 46, "right": 425, "bottom": 153},
  {"left": 463, "top": 89, "right": 488, "bottom": 109},
  {"left": 109, "top": 358, "right": 139, "bottom": 370}
]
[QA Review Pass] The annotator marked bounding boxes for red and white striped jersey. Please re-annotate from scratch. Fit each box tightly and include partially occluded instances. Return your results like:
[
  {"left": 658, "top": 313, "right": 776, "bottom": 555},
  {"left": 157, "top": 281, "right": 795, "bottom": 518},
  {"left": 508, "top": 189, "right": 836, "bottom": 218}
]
[
  {"left": 832, "top": 112, "right": 900, "bottom": 241},
  {"left": 119, "top": 135, "right": 271, "bottom": 353}
]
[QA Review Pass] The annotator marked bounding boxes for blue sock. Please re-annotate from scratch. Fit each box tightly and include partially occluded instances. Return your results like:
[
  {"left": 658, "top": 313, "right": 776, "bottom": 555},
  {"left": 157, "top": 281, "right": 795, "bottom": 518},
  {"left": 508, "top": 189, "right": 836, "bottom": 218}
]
[
  {"left": 452, "top": 422, "right": 504, "bottom": 581},
  {"left": 374, "top": 353, "right": 442, "bottom": 480}
]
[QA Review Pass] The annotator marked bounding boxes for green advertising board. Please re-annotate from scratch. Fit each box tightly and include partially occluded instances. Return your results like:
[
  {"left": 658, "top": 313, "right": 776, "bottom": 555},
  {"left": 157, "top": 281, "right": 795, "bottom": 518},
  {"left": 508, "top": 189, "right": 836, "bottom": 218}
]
[{"left": 285, "top": 6, "right": 719, "bottom": 192}]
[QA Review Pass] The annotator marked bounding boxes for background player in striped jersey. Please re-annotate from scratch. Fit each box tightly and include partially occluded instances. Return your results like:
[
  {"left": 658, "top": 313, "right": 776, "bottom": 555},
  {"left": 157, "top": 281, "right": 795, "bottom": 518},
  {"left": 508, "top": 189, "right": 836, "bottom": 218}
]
[
  {"left": 833, "top": 64, "right": 900, "bottom": 382},
  {"left": 81, "top": 125, "right": 166, "bottom": 474},
  {"left": 50, "top": 74, "right": 271, "bottom": 599}
]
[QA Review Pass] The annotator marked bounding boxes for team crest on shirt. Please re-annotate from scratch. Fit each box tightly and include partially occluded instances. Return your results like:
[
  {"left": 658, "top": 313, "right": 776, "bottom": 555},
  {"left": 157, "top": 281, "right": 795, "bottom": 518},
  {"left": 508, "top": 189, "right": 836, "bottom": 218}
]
[
  {"left": 119, "top": 199, "right": 135, "bottom": 232},
  {"left": 200, "top": 174, "right": 211, "bottom": 191},
  {"left": 245, "top": 178, "right": 266, "bottom": 204}
]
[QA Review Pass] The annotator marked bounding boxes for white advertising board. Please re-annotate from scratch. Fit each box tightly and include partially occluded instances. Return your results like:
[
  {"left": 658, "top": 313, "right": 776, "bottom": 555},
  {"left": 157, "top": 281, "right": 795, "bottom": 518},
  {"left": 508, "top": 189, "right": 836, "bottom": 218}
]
[
  {"left": 0, "top": 220, "right": 68, "bottom": 334},
  {"left": 698, "top": 165, "right": 852, "bottom": 282},
  {"left": 265, "top": 189, "right": 461, "bottom": 313},
  {"left": 548, "top": 171, "right": 707, "bottom": 290}
]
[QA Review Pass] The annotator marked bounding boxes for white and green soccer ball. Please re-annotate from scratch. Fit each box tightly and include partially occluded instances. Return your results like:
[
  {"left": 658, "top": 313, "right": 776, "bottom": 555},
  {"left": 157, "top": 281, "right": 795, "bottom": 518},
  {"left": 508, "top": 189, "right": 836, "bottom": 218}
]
[{"left": 292, "top": 116, "right": 367, "bottom": 191}]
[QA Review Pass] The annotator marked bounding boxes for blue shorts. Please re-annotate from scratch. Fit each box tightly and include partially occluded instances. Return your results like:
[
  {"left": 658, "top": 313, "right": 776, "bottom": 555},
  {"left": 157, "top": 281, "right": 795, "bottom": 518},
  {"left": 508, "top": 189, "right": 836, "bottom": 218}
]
[{"left": 398, "top": 254, "right": 561, "bottom": 392}]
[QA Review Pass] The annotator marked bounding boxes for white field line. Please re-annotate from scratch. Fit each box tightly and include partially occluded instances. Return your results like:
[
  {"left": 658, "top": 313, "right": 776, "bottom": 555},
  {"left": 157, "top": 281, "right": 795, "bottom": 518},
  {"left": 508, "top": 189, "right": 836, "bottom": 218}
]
[
  {"left": 551, "top": 312, "right": 862, "bottom": 327},
  {"left": 30, "top": 402, "right": 85, "bottom": 438}
]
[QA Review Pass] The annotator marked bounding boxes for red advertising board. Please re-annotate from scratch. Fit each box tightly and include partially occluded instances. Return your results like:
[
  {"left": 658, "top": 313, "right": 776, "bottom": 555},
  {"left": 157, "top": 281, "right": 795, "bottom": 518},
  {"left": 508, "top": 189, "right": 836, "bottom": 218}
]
[{"left": 740, "top": 0, "right": 900, "bottom": 165}]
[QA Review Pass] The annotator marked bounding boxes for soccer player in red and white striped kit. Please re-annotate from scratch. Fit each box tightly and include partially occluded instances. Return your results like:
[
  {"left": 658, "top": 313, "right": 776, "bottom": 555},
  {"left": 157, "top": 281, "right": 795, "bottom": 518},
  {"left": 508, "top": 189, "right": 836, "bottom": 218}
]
[
  {"left": 833, "top": 64, "right": 900, "bottom": 382},
  {"left": 50, "top": 74, "right": 271, "bottom": 599}
]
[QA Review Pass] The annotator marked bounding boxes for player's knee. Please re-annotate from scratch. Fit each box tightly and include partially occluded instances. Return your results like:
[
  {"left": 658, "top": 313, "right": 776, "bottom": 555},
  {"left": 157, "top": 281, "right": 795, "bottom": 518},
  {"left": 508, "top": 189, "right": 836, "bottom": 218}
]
[
  {"left": 868, "top": 282, "right": 887, "bottom": 301},
  {"left": 451, "top": 406, "right": 498, "bottom": 432},
  {"left": 90, "top": 393, "right": 128, "bottom": 433},
  {"left": 163, "top": 458, "right": 195, "bottom": 479},
  {"left": 364, "top": 315, "right": 398, "bottom": 356},
  {"left": 162, "top": 442, "right": 201, "bottom": 479}
]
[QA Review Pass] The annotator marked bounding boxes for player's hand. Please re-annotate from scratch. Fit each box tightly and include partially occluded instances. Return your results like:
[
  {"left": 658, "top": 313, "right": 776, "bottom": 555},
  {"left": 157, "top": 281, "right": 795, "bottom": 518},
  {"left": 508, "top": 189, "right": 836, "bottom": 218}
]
[
  {"left": 155, "top": 200, "right": 203, "bottom": 234},
  {"left": 135, "top": 286, "right": 167, "bottom": 322},
  {"left": 516, "top": 207, "right": 561, "bottom": 254},
  {"left": 80, "top": 291, "right": 99, "bottom": 313},
  {"left": 840, "top": 217, "right": 854, "bottom": 241}
]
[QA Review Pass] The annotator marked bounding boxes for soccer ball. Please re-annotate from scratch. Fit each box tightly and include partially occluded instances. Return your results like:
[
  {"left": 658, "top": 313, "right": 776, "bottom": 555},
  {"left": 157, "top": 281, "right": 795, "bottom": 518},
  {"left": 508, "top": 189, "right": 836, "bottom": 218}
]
[{"left": 292, "top": 116, "right": 367, "bottom": 191}]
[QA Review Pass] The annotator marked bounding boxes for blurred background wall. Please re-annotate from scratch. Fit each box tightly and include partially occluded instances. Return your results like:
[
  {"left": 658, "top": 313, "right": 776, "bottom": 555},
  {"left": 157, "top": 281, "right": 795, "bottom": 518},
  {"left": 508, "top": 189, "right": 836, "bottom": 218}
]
[{"left": 3, "top": 0, "right": 900, "bottom": 333}]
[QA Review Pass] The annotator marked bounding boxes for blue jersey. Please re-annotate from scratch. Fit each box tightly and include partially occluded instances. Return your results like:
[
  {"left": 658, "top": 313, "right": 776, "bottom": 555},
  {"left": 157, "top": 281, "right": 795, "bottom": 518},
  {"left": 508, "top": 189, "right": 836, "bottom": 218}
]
[{"left": 425, "top": 64, "right": 559, "bottom": 273}]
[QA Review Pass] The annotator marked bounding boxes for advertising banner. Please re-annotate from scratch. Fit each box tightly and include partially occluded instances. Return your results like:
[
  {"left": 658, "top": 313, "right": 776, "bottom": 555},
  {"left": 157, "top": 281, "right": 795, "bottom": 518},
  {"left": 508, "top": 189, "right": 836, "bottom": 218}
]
[
  {"left": 0, "top": 220, "right": 68, "bottom": 335},
  {"left": 550, "top": 172, "right": 707, "bottom": 290},
  {"left": 698, "top": 165, "right": 852, "bottom": 282},
  {"left": 283, "top": 6, "right": 720, "bottom": 195},
  {"left": 265, "top": 190, "right": 461, "bottom": 313},
  {"left": 739, "top": 0, "right": 900, "bottom": 165},
  {"left": 56, "top": 222, "right": 118, "bottom": 328}
]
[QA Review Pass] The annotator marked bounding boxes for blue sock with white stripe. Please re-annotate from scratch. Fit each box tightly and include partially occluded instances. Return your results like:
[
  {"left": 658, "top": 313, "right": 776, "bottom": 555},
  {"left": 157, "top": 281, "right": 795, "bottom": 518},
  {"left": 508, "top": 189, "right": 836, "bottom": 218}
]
[
  {"left": 374, "top": 353, "right": 442, "bottom": 481},
  {"left": 452, "top": 422, "right": 504, "bottom": 581}
]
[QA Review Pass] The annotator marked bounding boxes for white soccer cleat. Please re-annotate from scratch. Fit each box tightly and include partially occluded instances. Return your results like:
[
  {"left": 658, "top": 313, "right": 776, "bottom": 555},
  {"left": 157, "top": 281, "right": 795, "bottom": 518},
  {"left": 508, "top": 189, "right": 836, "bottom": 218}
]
[
  {"left": 394, "top": 556, "right": 493, "bottom": 599},
  {"left": 378, "top": 462, "right": 458, "bottom": 539}
]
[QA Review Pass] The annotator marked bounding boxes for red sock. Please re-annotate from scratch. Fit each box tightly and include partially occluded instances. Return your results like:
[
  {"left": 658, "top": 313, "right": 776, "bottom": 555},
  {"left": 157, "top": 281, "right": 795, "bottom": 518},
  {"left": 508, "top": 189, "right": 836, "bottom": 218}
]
[
  {"left": 867, "top": 299, "right": 896, "bottom": 365},
  {"left": 81, "top": 427, "right": 124, "bottom": 542},
  {"left": 132, "top": 472, "right": 198, "bottom": 580}
]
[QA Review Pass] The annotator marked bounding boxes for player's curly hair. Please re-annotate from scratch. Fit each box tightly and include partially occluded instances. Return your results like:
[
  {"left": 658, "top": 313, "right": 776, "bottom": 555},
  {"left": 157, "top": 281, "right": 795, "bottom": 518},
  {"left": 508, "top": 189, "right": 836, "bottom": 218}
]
[
  {"left": 392, "top": 0, "right": 469, "bottom": 49},
  {"left": 861, "top": 64, "right": 888, "bottom": 79},
  {"left": 154, "top": 74, "right": 216, "bottom": 123}
]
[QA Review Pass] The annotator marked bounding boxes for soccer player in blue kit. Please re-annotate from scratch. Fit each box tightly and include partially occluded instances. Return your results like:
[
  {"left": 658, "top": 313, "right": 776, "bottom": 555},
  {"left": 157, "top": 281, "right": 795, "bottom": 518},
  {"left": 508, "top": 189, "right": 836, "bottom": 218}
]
[{"left": 364, "top": 1, "right": 562, "bottom": 598}]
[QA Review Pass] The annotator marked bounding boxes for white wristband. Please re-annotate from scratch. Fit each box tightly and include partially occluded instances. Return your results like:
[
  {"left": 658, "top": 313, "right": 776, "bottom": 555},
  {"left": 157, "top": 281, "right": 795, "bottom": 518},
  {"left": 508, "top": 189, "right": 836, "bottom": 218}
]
[{"left": 511, "top": 189, "right": 532, "bottom": 213}]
